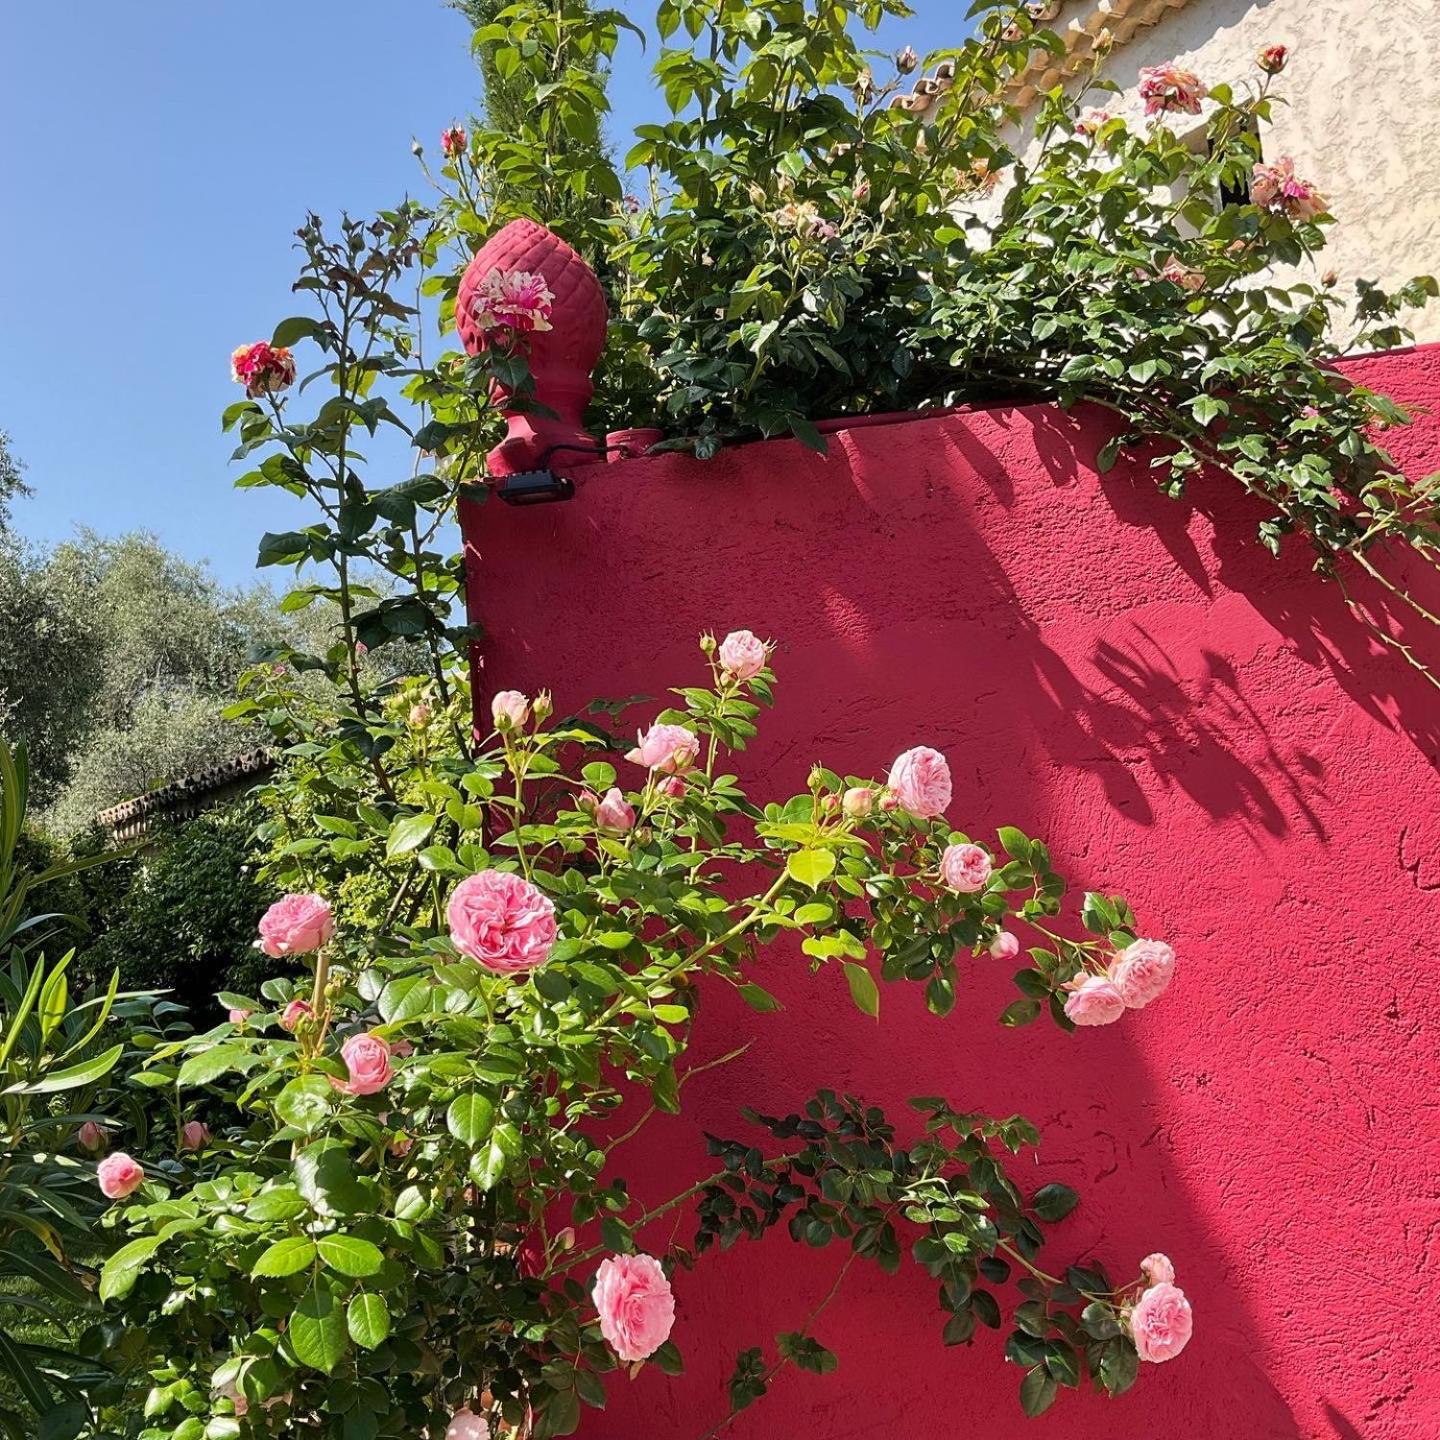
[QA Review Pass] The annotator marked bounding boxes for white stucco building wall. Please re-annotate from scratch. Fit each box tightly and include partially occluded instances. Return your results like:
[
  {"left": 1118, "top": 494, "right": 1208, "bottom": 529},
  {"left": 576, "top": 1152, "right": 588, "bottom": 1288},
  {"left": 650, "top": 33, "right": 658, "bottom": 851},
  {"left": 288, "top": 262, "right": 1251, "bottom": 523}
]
[{"left": 1007, "top": 0, "right": 1440, "bottom": 345}]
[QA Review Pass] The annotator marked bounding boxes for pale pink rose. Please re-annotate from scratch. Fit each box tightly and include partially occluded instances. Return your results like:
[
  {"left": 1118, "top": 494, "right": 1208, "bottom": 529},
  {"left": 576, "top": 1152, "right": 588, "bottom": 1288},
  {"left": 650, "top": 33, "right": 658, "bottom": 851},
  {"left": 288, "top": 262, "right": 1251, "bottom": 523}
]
[
  {"left": 1075, "top": 107, "right": 1114, "bottom": 137},
  {"left": 447, "top": 869, "right": 558, "bottom": 973},
  {"left": 717, "top": 629, "right": 768, "bottom": 681},
  {"left": 1251, "top": 156, "right": 1326, "bottom": 220},
  {"left": 391, "top": 1039, "right": 415, "bottom": 1059},
  {"left": 989, "top": 930, "right": 1020, "bottom": 961},
  {"left": 940, "top": 842, "right": 992, "bottom": 893},
  {"left": 227, "top": 1007, "right": 252, "bottom": 1026},
  {"left": 1108, "top": 938, "right": 1176, "bottom": 1009},
  {"left": 280, "top": 998, "right": 314, "bottom": 1033},
  {"left": 842, "top": 786, "right": 876, "bottom": 820},
  {"left": 337, "top": 1033, "right": 393, "bottom": 1096},
  {"left": 389, "top": 1133, "right": 414, "bottom": 1159},
  {"left": 180, "top": 1121, "right": 211, "bottom": 1151},
  {"left": 409, "top": 702, "right": 433, "bottom": 728},
  {"left": 886, "top": 746, "right": 952, "bottom": 818},
  {"left": 1161, "top": 256, "right": 1206, "bottom": 293},
  {"left": 77, "top": 1120, "right": 107, "bottom": 1153},
  {"left": 258, "top": 893, "right": 334, "bottom": 958},
  {"left": 1130, "top": 1281, "right": 1194, "bottom": 1363},
  {"left": 592, "top": 1253, "right": 676, "bottom": 1363},
  {"left": 491, "top": 689, "right": 530, "bottom": 731},
  {"left": 1062, "top": 975, "right": 1126, "bottom": 1027},
  {"left": 593, "top": 788, "right": 636, "bottom": 834},
  {"left": 656, "top": 775, "right": 687, "bottom": 799},
  {"left": 1138, "top": 62, "right": 1207, "bottom": 117},
  {"left": 1141, "top": 1252, "right": 1176, "bottom": 1286},
  {"left": 626, "top": 723, "right": 700, "bottom": 775},
  {"left": 97, "top": 1152, "right": 144, "bottom": 1200},
  {"left": 1257, "top": 43, "right": 1288, "bottom": 74},
  {"left": 445, "top": 1410, "right": 490, "bottom": 1440}
]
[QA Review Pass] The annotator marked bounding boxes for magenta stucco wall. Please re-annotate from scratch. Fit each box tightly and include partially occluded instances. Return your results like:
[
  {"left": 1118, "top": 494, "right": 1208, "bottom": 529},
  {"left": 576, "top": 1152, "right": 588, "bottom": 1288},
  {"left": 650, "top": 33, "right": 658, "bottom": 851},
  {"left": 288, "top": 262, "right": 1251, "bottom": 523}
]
[{"left": 463, "top": 346, "right": 1440, "bottom": 1440}]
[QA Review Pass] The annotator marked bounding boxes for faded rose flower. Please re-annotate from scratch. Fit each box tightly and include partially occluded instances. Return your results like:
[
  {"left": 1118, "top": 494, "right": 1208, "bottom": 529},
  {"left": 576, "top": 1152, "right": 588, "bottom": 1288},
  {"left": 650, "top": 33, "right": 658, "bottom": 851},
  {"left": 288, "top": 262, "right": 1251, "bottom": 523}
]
[
  {"left": 337, "top": 1033, "right": 393, "bottom": 1096},
  {"left": 448, "top": 869, "right": 558, "bottom": 974},
  {"left": 77, "top": 1120, "right": 107, "bottom": 1153},
  {"left": 853, "top": 178, "right": 871, "bottom": 204},
  {"left": 230, "top": 342, "right": 296, "bottom": 399},
  {"left": 98, "top": 1152, "right": 144, "bottom": 1200},
  {"left": 409, "top": 701, "right": 433, "bottom": 728},
  {"left": 940, "top": 842, "right": 992, "bottom": 893},
  {"left": 989, "top": 930, "right": 1020, "bottom": 961},
  {"left": 258, "top": 893, "right": 334, "bottom": 958},
  {"left": 896, "top": 44, "right": 919, "bottom": 74},
  {"left": 1062, "top": 974, "right": 1126, "bottom": 1027},
  {"left": 1138, "top": 62, "right": 1207, "bottom": 117},
  {"left": 1321, "top": 268, "right": 1339, "bottom": 287},
  {"left": 1251, "top": 156, "right": 1326, "bottom": 220},
  {"left": 491, "top": 690, "right": 530, "bottom": 731},
  {"left": 469, "top": 267, "right": 554, "bottom": 338},
  {"left": 445, "top": 1411, "right": 490, "bottom": 1440},
  {"left": 441, "top": 124, "right": 467, "bottom": 159},
  {"left": 842, "top": 786, "right": 876, "bottom": 820},
  {"left": 718, "top": 629, "right": 768, "bottom": 681},
  {"left": 1141, "top": 1252, "right": 1176, "bottom": 1286},
  {"left": 1161, "top": 256, "right": 1207, "bottom": 293},
  {"left": 887, "top": 746, "right": 952, "bottom": 818},
  {"left": 280, "top": 998, "right": 314, "bottom": 1033},
  {"left": 1075, "top": 107, "right": 1114, "bottom": 137},
  {"left": 1257, "top": 43, "right": 1288, "bottom": 74},
  {"left": 1108, "top": 938, "right": 1176, "bottom": 1009},
  {"left": 626, "top": 723, "right": 700, "bottom": 774},
  {"left": 180, "top": 1121, "right": 211, "bottom": 1151},
  {"left": 593, "top": 1253, "right": 676, "bottom": 1363},
  {"left": 1130, "top": 1281, "right": 1194, "bottom": 1362},
  {"left": 593, "top": 787, "right": 636, "bottom": 835}
]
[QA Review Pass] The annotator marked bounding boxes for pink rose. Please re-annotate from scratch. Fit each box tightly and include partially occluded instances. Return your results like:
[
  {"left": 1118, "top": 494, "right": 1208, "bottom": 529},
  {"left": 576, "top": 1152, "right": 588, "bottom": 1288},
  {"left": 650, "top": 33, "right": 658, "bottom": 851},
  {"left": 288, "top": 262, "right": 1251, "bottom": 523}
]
[
  {"left": 1108, "top": 938, "right": 1176, "bottom": 1009},
  {"left": 280, "top": 998, "right": 314, "bottom": 1033},
  {"left": 491, "top": 690, "right": 530, "bottom": 731},
  {"left": 842, "top": 786, "right": 876, "bottom": 820},
  {"left": 78, "top": 1120, "right": 107, "bottom": 1152},
  {"left": 592, "top": 1253, "right": 676, "bottom": 1363},
  {"left": 886, "top": 746, "right": 952, "bottom": 818},
  {"left": 1141, "top": 1252, "right": 1176, "bottom": 1286},
  {"left": 258, "top": 893, "right": 334, "bottom": 958},
  {"left": 1251, "top": 157, "right": 1326, "bottom": 221},
  {"left": 391, "top": 1039, "right": 415, "bottom": 1059},
  {"left": 441, "top": 124, "right": 467, "bottom": 160},
  {"left": 337, "top": 1033, "right": 393, "bottom": 1096},
  {"left": 409, "top": 702, "right": 432, "bottom": 728},
  {"left": 656, "top": 775, "right": 686, "bottom": 799},
  {"left": 469, "top": 267, "right": 555, "bottom": 339},
  {"left": 180, "top": 1121, "right": 211, "bottom": 1151},
  {"left": 1075, "top": 107, "right": 1113, "bottom": 136},
  {"left": 1138, "top": 62, "right": 1207, "bottom": 117},
  {"left": 1257, "top": 43, "right": 1288, "bottom": 74},
  {"left": 940, "top": 842, "right": 992, "bottom": 893},
  {"left": 717, "top": 629, "right": 768, "bottom": 681},
  {"left": 593, "top": 788, "right": 636, "bottom": 835},
  {"left": 626, "top": 723, "right": 700, "bottom": 775},
  {"left": 1161, "top": 256, "right": 1206, "bottom": 293},
  {"left": 1130, "top": 1281, "right": 1194, "bottom": 1363},
  {"left": 446, "top": 1411, "right": 490, "bottom": 1440},
  {"left": 97, "top": 1152, "right": 144, "bottom": 1200},
  {"left": 989, "top": 930, "right": 1020, "bottom": 961},
  {"left": 448, "top": 869, "right": 558, "bottom": 973},
  {"left": 230, "top": 341, "right": 296, "bottom": 398},
  {"left": 227, "top": 1007, "right": 252, "bottom": 1026},
  {"left": 1062, "top": 975, "right": 1126, "bottom": 1027},
  {"left": 389, "top": 1133, "right": 414, "bottom": 1159}
]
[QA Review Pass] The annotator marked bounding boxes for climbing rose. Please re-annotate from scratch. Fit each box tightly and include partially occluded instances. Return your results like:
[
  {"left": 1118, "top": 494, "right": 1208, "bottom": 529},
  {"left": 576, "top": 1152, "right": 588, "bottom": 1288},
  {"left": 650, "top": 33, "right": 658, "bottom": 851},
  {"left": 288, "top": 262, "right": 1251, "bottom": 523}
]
[
  {"left": 77, "top": 1121, "right": 107, "bottom": 1153},
  {"left": 1251, "top": 157, "right": 1326, "bottom": 220},
  {"left": 258, "top": 893, "right": 334, "bottom": 958},
  {"left": 989, "top": 930, "right": 1020, "bottom": 961},
  {"left": 97, "top": 1152, "right": 144, "bottom": 1200},
  {"left": 1109, "top": 938, "right": 1176, "bottom": 1009},
  {"left": 337, "top": 1033, "right": 393, "bottom": 1096},
  {"left": 656, "top": 775, "right": 686, "bottom": 799},
  {"left": 717, "top": 629, "right": 768, "bottom": 681},
  {"left": 592, "top": 1253, "right": 676, "bottom": 1363},
  {"left": 1141, "top": 1252, "right": 1176, "bottom": 1286},
  {"left": 469, "top": 267, "right": 554, "bottom": 337},
  {"left": 887, "top": 746, "right": 952, "bottom": 818},
  {"left": 227, "top": 1006, "right": 252, "bottom": 1026},
  {"left": 445, "top": 1411, "right": 490, "bottom": 1440},
  {"left": 230, "top": 341, "right": 296, "bottom": 398},
  {"left": 1138, "top": 63, "right": 1207, "bottom": 116},
  {"left": 180, "top": 1121, "right": 211, "bottom": 1151},
  {"left": 842, "top": 786, "right": 876, "bottom": 820},
  {"left": 280, "top": 998, "right": 314, "bottom": 1033},
  {"left": 1161, "top": 256, "right": 1206, "bottom": 293},
  {"left": 1075, "top": 107, "right": 1113, "bottom": 136},
  {"left": 491, "top": 690, "right": 530, "bottom": 731},
  {"left": 441, "top": 124, "right": 467, "bottom": 159},
  {"left": 1130, "top": 1282, "right": 1194, "bottom": 1363},
  {"left": 940, "top": 842, "right": 992, "bottom": 893},
  {"left": 448, "top": 869, "right": 558, "bottom": 973},
  {"left": 593, "top": 788, "right": 636, "bottom": 835},
  {"left": 626, "top": 723, "right": 700, "bottom": 774},
  {"left": 1257, "top": 43, "right": 1288, "bottom": 74},
  {"left": 1063, "top": 975, "right": 1126, "bottom": 1027}
]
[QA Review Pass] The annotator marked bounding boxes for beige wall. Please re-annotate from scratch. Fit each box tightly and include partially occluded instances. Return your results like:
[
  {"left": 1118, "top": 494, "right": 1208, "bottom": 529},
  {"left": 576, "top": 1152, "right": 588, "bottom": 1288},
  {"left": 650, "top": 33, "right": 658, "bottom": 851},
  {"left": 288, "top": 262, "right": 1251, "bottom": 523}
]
[{"left": 1071, "top": 0, "right": 1440, "bottom": 344}]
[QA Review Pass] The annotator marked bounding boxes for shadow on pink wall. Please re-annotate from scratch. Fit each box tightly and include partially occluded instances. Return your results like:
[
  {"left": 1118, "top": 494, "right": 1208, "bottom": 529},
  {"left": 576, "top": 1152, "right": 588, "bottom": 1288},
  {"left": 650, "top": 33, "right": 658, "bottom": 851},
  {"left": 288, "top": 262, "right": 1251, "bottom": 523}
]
[{"left": 463, "top": 345, "right": 1440, "bottom": 1440}]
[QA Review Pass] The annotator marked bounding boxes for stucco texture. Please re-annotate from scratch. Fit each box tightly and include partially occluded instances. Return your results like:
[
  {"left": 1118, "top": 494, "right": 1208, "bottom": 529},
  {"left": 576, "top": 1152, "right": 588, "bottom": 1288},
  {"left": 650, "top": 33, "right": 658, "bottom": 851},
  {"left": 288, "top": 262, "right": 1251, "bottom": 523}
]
[
  {"left": 462, "top": 345, "right": 1440, "bottom": 1439},
  {"left": 1066, "top": 0, "right": 1440, "bottom": 344}
]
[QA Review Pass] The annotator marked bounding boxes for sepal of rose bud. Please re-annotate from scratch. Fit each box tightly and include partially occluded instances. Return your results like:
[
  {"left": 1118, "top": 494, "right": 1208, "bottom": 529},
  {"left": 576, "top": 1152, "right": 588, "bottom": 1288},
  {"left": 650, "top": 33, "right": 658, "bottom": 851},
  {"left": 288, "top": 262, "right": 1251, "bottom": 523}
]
[
  {"left": 700, "top": 631, "right": 717, "bottom": 656},
  {"left": 532, "top": 690, "right": 553, "bottom": 723},
  {"left": 577, "top": 789, "right": 599, "bottom": 814}
]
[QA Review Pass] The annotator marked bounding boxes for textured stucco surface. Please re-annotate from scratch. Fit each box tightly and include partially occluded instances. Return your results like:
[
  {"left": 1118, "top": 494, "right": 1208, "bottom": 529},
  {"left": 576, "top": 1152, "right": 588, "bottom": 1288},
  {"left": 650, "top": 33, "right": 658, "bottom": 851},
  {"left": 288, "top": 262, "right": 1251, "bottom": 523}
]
[
  {"left": 1046, "top": 0, "right": 1440, "bottom": 344},
  {"left": 463, "top": 345, "right": 1440, "bottom": 1439}
]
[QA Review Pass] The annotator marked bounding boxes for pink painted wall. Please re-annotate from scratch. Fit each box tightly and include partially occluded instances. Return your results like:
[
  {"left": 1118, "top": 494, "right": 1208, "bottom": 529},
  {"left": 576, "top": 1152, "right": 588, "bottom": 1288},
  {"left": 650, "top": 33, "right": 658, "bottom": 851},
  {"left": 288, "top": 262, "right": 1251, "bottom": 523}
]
[{"left": 463, "top": 345, "right": 1440, "bottom": 1440}]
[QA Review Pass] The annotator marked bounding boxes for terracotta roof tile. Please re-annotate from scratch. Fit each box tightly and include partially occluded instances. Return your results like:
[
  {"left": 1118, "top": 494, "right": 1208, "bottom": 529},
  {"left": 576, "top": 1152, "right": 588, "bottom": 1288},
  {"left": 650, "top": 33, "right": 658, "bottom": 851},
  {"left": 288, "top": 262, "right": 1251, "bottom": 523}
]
[{"left": 95, "top": 748, "right": 275, "bottom": 840}]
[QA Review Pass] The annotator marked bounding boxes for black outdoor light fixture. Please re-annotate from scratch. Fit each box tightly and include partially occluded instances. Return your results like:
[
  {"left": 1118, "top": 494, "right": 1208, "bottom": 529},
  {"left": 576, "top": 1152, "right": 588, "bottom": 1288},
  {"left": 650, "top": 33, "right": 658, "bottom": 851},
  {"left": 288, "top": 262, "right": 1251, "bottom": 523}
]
[{"left": 494, "top": 469, "right": 576, "bottom": 506}]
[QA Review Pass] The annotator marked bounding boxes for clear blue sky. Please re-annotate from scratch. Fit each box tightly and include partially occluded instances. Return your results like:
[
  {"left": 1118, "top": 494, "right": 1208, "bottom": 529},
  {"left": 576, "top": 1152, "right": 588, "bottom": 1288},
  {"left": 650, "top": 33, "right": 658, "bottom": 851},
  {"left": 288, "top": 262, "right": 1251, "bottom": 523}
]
[{"left": 1, "top": 1, "right": 961, "bottom": 587}]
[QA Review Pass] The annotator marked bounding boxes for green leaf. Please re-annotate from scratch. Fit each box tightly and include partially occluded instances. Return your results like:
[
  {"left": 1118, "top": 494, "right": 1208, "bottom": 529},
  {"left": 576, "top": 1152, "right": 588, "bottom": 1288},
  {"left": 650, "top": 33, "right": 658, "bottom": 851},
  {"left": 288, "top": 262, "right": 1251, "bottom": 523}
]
[
  {"left": 295, "top": 1139, "right": 371, "bottom": 1216},
  {"left": 275, "top": 1075, "right": 334, "bottom": 1135},
  {"left": 446, "top": 1092, "right": 496, "bottom": 1145},
  {"left": 178, "top": 1044, "right": 258, "bottom": 1088},
  {"left": 99, "top": 1235, "right": 164, "bottom": 1301},
  {"left": 841, "top": 962, "right": 879, "bottom": 1018},
  {"left": 347, "top": 1291, "right": 390, "bottom": 1350},
  {"left": 1081, "top": 1301, "right": 1121, "bottom": 1340},
  {"left": 1031, "top": 1182, "right": 1079, "bottom": 1222},
  {"left": 386, "top": 813, "right": 436, "bottom": 859},
  {"left": 786, "top": 849, "right": 836, "bottom": 888},
  {"left": 318, "top": 1234, "right": 384, "bottom": 1278},
  {"left": 271, "top": 315, "right": 325, "bottom": 348},
  {"left": 6, "top": 1043, "right": 122, "bottom": 1094},
  {"left": 736, "top": 982, "right": 783, "bottom": 1012},
  {"left": 1020, "top": 1365, "right": 1058, "bottom": 1417},
  {"left": 253, "top": 1236, "right": 317, "bottom": 1277},
  {"left": 290, "top": 1279, "right": 348, "bottom": 1373},
  {"left": 246, "top": 1185, "right": 307, "bottom": 1223}
]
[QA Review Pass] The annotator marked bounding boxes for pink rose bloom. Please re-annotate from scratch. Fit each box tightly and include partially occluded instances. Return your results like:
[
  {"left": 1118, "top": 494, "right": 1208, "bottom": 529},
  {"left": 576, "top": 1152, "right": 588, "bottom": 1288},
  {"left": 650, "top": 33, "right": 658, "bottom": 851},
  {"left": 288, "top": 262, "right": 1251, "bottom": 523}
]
[
  {"left": 227, "top": 1007, "right": 252, "bottom": 1026},
  {"left": 989, "top": 930, "right": 1020, "bottom": 961},
  {"left": 717, "top": 629, "right": 768, "bottom": 681},
  {"left": 1251, "top": 157, "right": 1326, "bottom": 220},
  {"left": 97, "top": 1152, "right": 144, "bottom": 1200},
  {"left": 470, "top": 267, "right": 555, "bottom": 338},
  {"left": 656, "top": 775, "right": 687, "bottom": 799},
  {"left": 1109, "top": 938, "right": 1176, "bottom": 1009},
  {"left": 1141, "top": 1252, "right": 1176, "bottom": 1286},
  {"left": 593, "top": 788, "right": 636, "bottom": 835},
  {"left": 78, "top": 1120, "right": 107, "bottom": 1152},
  {"left": 337, "top": 1033, "right": 393, "bottom": 1096},
  {"left": 409, "top": 702, "right": 432, "bottom": 728},
  {"left": 446, "top": 1411, "right": 490, "bottom": 1440},
  {"left": 626, "top": 723, "right": 700, "bottom": 775},
  {"left": 1138, "top": 62, "right": 1207, "bottom": 116},
  {"left": 1257, "top": 43, "right": 1288, "bottom": 74},
  {"left": 391, "top": 1038, "right": 415, "bottom": 1059},
  {"left": 1075, "top": 107, "right": 1113, "bottom": 136},
  {"left": 280, "top": 998, "right": 314, "bottom": 1033},
  {"left": 592, "top": 1253, "right": 676, "bottom": 1363},
  {"left": 491, "top": 689, "right": 530, "bottom": 731},
  {"left": 230, "top": 341, "right": 296, "bottom": 398},
  {"left": 1130, "top": 1281, "right": 1194, "bottom": 1363},
  {"left": 180, "top": 1121, "right": 211, "bottom": 1151},
  {"left": 887, "top": 746, "right": 952, "bottom": 818},
  {"left": 390, "top": 1133, "right": 414, "bottom": 1159},
  {"left": 448, "top": 869, "right": 558, "bottom": 973},
  {"left": 940, "top": 842, "right": 992, "bottom": 893},
  {"left": 842, "top": 786, "right": 876, "bottom": 820},
  {"left": 441, "top": 124, "right": 467, "bottom": 159},
  {"left": 258, "top": 893, "right": 334, "bottom": 958},
  {"left": 1161, "top": 256, "right": 1206, "bottom": 293},
  {"left": 1063, "top": 975, "right": 1126, "bottom": 1027}
]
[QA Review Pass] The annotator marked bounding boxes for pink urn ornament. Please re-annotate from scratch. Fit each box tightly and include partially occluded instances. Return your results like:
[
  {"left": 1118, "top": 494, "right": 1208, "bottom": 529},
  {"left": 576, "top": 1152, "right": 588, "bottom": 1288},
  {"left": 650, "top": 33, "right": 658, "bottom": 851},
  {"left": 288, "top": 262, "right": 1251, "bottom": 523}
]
[{"left": 456, "top": 219, "right": 608, "bottom": 476}]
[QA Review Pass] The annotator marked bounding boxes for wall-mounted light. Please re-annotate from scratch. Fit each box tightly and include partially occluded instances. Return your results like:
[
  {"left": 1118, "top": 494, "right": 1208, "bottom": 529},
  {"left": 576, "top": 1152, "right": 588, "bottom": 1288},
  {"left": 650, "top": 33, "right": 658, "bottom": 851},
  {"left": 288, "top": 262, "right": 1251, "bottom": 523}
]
[{"left": 495, "top": 469, "right": 575, "bottom": 506}]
